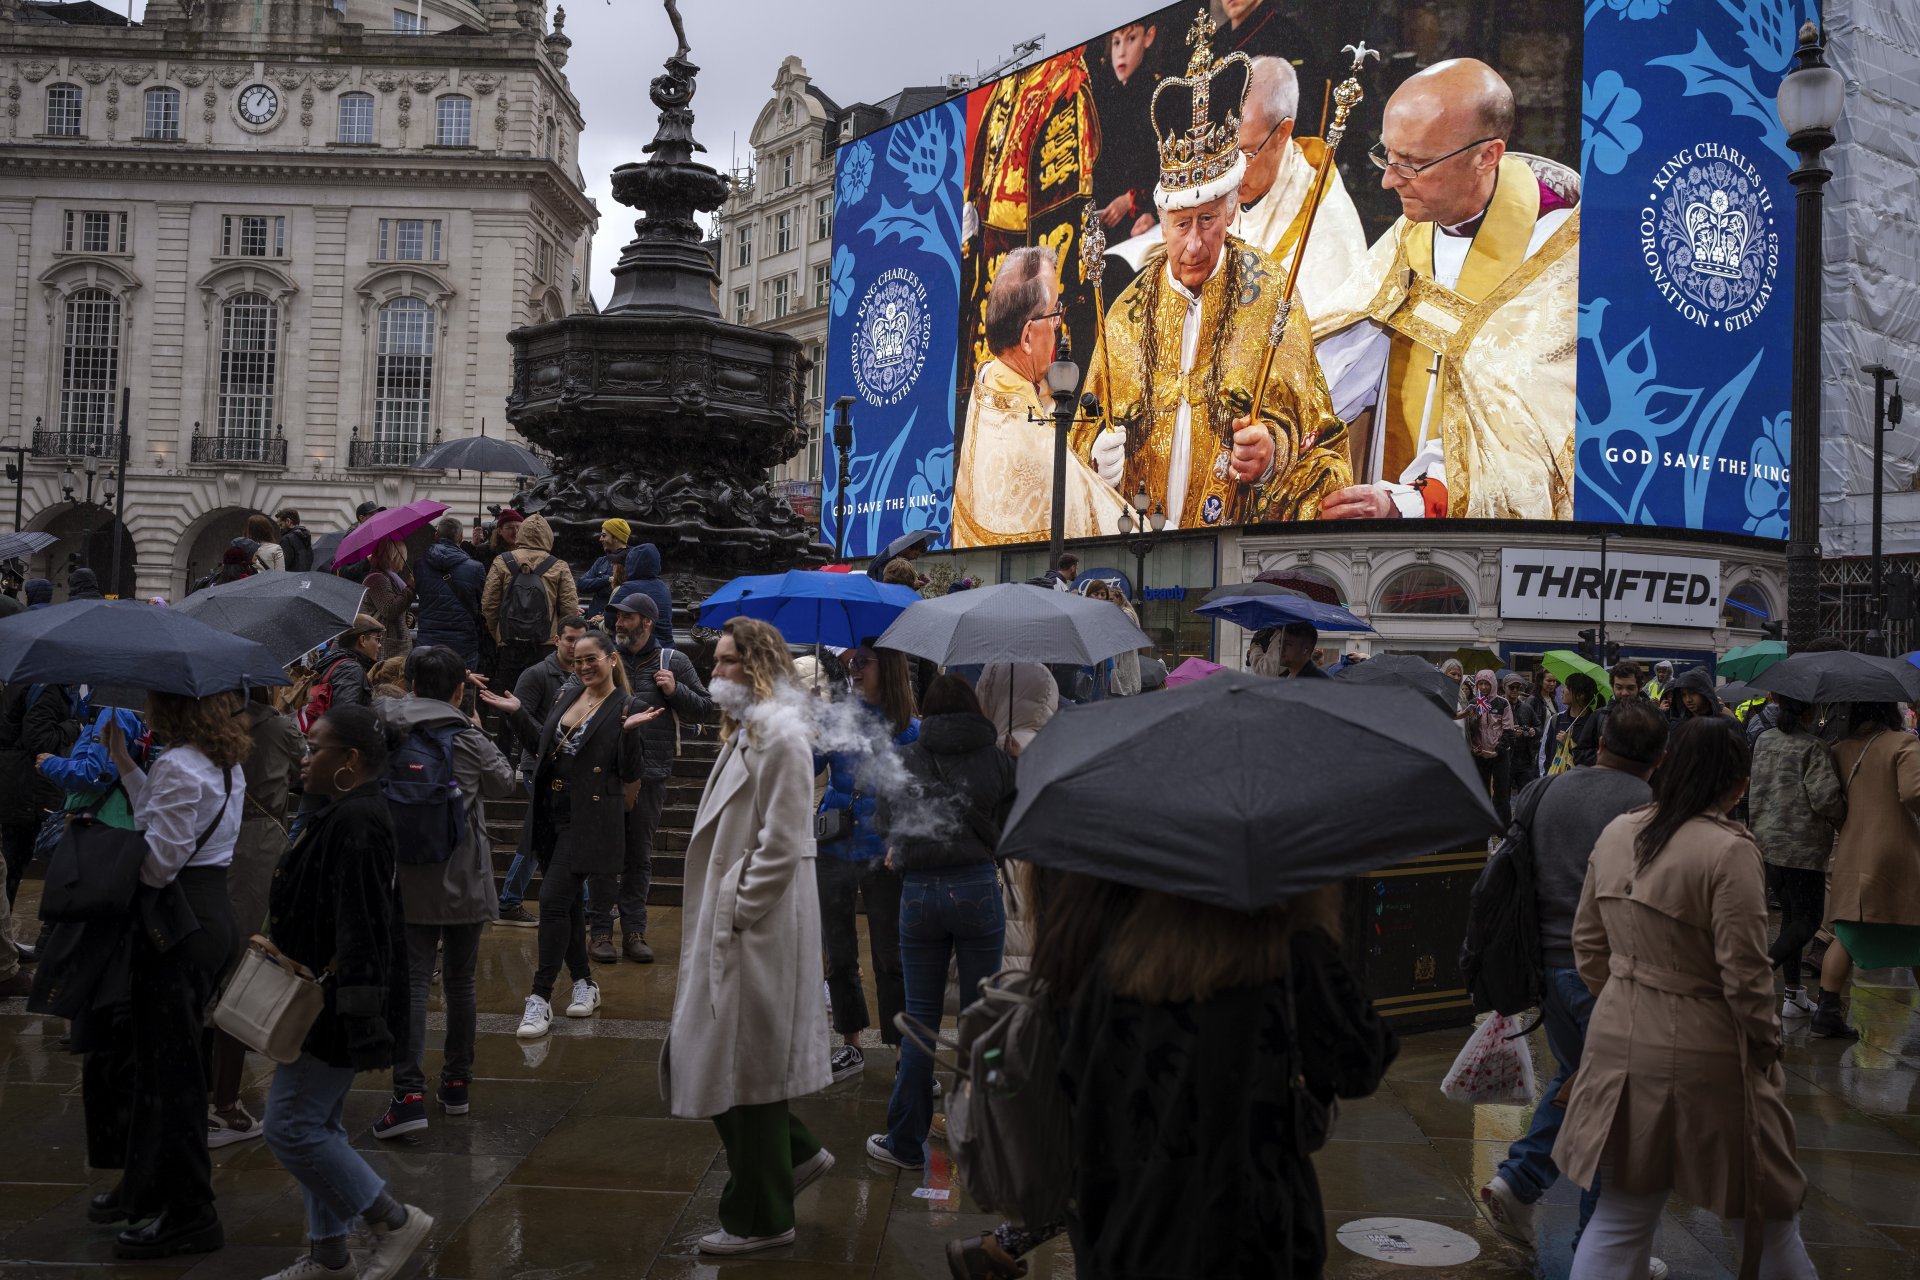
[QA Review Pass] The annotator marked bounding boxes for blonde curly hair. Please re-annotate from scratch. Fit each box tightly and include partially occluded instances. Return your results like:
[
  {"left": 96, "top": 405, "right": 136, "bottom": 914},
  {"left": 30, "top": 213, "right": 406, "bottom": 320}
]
[{"left": 719, "top": 617, "right": 797, "bottom": 739}]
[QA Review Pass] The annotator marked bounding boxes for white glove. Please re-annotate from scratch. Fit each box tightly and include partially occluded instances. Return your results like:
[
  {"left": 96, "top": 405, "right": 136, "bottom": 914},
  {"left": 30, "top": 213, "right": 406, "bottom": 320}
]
[{"left": 1092, "top": 428, "right": 1126, "bottom": 487}]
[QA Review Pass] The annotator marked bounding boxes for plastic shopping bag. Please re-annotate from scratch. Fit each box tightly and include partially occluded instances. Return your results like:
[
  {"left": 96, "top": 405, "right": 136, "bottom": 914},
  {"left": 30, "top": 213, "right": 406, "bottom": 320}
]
[{"left": 1439, "top": 1012, "right": 1538, "bottom": 1105}]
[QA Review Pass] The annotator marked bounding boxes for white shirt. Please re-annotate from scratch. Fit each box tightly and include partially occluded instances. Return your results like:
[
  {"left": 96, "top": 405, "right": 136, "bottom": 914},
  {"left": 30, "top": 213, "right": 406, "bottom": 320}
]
[
  {"left": 120, "top": 745, "right": 245, "bottom": 888},
  {"left": 1162, "top": 249, "right": 1225, "bottom": 530}
]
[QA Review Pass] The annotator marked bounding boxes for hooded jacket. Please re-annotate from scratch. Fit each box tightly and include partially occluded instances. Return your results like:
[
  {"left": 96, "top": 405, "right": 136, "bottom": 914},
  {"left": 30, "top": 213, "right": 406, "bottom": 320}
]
[
  {"left": 577, "top": 544, "right": 626, "bottom": 620},
  {"left": 42, "top": 705, "right": 148, "bottom": 828},
  {"left": 279, "top": 523, "right": 314, "bottom": 572},
  {"left": 23, "top": 578, "right": 53, "bottom": 608},
  {"left": 382, "top": 693, "right": 520, "bottom": 925},
  {"left": 481, "top": 514, "right": 579, "bottom": 644},
  {"left": 1666, "top": 667, "right": 1726, "bottom": 718},
  {"left": 877, "top": 711, "right": 1016, "bottom": 873},
  {"left": 412, "top": 539, "right": 487, "bottom": 664},
  {"left": 66, "top": 568, "right": 103, "bottom": 600},
  {"left": 610, "top": 543, "right": 675, "bottom": 648}
]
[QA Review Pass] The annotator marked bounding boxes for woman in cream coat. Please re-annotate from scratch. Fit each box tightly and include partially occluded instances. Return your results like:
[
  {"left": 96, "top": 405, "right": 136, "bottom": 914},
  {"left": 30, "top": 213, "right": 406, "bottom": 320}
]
[
  {"left": 1554, "top": 717, "right": 1814, "bottom": 1280},
  {"left": 660, "top": 617, "right": 832, "bottom": 1257}
]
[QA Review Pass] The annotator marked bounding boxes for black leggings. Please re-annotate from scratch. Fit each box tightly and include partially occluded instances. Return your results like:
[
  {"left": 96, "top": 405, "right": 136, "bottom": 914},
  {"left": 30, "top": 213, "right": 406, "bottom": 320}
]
[
  {"left": 1767, "top": 864, "right": 1825, "bottom": 979},
  {"left": 532, "top": 844, "right": 591, "bottom": 1002}
]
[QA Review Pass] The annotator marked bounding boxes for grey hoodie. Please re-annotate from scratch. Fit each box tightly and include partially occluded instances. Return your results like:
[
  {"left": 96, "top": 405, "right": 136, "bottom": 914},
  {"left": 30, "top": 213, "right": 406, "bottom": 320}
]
[{"left": 381, "top": 694, "right": 520, "bottom": 926}]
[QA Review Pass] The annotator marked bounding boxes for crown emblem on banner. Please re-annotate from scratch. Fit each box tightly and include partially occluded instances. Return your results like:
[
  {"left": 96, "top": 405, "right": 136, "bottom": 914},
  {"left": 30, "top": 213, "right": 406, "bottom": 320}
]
[
  {"left": 1684, "top": 189, "right": 1751, "bottom": 280},
  {"left": 870, "top": 300, "right": 911, "bottom": 366},
  {"left": 1150, "top": 9, "right": 1251, "bottom": 203}
]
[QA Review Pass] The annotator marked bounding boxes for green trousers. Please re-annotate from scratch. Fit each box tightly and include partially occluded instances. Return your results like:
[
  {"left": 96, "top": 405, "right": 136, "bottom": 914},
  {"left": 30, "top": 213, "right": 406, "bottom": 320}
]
[{"left": 710, "top": 1099, "right": 822, "bottom": 1237}]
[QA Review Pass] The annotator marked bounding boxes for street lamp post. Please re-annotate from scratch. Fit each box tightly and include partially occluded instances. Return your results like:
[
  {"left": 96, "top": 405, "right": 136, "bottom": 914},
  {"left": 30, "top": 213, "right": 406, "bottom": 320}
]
[
  {"left": 108, "top": 384, "right": 130, "bottom": 597},
  {"left": 1044, "top": 351, "right": 1081, "bottom": 575},
  {"left": 1863, "top": 364, "right": 1904, "bottom": 654},
  {"left": 1777, "top": 20, "right": 1845, "bottom": 651},
  {"left": 1116, "top": 482, "right": 1167, "bottom": 612},
  {"left": 830, "top": 395, "right": 854, "bottom": 563}
]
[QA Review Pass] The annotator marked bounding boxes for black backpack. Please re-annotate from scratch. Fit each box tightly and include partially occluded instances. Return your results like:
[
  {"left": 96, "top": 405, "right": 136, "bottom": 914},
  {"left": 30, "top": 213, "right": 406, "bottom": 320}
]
[
  {"left": 500, "top": 554, "right": 559, "bottom": 646},
  {"left": 1460, "top": 774, "right": 1555, "bottom": 1016},
  {"left": 383, "top": 723, "right": 468, "bottom": 865}
]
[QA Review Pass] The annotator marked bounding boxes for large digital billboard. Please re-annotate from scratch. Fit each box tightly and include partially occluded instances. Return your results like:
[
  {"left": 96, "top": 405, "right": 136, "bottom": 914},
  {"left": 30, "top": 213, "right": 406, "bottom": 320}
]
[{"left": 822, "top": 0, "right": 1800, "bottom": 557}]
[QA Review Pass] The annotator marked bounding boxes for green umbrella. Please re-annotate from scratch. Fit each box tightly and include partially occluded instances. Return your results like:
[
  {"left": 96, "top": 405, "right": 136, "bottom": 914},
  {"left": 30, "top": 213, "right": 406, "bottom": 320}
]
[
  {"left": 1541, "top": 649, "right": 1611, "bottom": 701},
  {"left": 1719, "top": 639, "right": 1788, "bottom": 682}
]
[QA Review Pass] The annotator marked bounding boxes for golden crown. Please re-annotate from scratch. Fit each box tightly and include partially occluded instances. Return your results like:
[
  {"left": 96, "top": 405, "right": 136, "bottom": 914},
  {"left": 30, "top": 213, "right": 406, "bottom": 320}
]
[{"left": 1149, "top": 9, "right": 1252, "bottom": 205}]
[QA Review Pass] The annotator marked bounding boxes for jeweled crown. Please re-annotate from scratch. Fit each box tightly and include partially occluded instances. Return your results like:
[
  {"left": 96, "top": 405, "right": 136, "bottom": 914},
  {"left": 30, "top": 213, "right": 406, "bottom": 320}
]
[
  {"left": 1150, "top": 9, "right": 1251, "bottom": 201},
  {"left": 1684, "top": 188, "right": 1751, "bottom": 280}
]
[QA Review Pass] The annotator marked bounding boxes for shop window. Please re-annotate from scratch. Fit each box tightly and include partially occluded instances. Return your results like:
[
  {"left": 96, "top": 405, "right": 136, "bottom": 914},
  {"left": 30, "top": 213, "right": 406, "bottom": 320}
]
[{"left": 1375, "top": 565, "right": 1471, "bottom": 615}]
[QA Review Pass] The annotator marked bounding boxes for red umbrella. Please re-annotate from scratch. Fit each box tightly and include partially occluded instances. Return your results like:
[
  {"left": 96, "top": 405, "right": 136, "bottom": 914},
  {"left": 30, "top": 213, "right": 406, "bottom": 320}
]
[
  {"left": 1254, "top": 569, "right": 1341, "bottom": 605},
  {"left": 333, "top": 499, "right": 450, "bottom": 568}
]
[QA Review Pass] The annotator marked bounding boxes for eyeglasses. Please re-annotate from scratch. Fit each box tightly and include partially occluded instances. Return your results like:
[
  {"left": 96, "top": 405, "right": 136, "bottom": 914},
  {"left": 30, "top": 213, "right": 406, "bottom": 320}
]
[
  {"left": 1026, "top": 305, "right": 1065, "bottom": 327},
  {"left": 1240, "top": 116, "right": 1287, "bottom": 160},
  {"left": 1368, "top": 136, "right": 1499, "bottom": 180},
  {"left": 845, "top": 654, "right": 875, "bottom": 673}
]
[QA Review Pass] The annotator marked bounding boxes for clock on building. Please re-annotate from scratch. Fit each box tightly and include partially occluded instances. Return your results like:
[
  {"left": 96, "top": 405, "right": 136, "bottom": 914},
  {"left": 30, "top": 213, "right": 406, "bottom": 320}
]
[{"left": 236, "top": 84, "right": 279, "bottom": 126}]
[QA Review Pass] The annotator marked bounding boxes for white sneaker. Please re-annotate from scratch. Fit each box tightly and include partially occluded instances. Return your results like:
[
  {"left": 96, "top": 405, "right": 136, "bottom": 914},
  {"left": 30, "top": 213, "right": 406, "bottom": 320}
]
[
  {"left": 698, "top": 1227, "right": 795, "bottom": 1255},
  {"left": 792, "top": 1147, "right": 835, "bottom": 1194},
  {"left": 1650, "top": 1259, "right": 1670, "bottom": 1279},
  {"left": 1480, "top": 1174, "right": 1535, "bottom": 1249},
  {"left": 360, "top": 1206, "right": 433, "bottom": 1280},
  {"left": 565, "top": 977, "right": 600, "bottom": 1017},
  {"left": 516, "top": 994, "right": 552, "bottom": 1040},
  {"left": 1781, "top": 986, "right": 1818, "bottom": 1018},
  {"left": 259, "top": 1255, "right": 351, "bottom": 1279},
  {"left": 208, "top": 1103, "right": 263, "bottom": 1149}
]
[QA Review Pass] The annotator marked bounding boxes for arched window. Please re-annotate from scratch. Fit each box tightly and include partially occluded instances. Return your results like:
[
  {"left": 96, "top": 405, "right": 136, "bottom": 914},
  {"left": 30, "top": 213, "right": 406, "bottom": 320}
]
[
  {"left": 1721, "top": 580, "right": 1774, "bottom": 630},
  {"left": 1375, "top": 565, "right": 1472, "bottom": 615},
  {"left": 144, "top": 87, "right": 181, "bottom": 140},
  {"left": 218, "top": 293, "right": 278, "bottom": 447},
  {"left": 434, "top": 94, "right": 472, "bottom": 147},
  {"left": 337, "top": 92, "right": 374, "bottom": 144},
  {"left": 375, "top": 297, "right": 434, "bottom": 444},
  {"left": 60, "top": 288, "right": 121, "bottom": 446},
  {"left": 45, "top": 83, "right": 82, "bottom": 136}
]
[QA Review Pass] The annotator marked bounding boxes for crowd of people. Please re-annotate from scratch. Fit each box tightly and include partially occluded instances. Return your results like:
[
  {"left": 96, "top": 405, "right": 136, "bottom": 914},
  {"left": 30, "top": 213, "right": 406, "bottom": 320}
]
[{"left": 1, "top": 526, "right": 1915, "bottom": 1280}]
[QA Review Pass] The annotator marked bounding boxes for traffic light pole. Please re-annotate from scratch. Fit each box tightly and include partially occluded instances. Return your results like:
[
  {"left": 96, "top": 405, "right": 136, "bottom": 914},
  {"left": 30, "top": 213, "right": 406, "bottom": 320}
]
[{"left": 1598, "top": 533, "right": 1609, "bottom": 667}]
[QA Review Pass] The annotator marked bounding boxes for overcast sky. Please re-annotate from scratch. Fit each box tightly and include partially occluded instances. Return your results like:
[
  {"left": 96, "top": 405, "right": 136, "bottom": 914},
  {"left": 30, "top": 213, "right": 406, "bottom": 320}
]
[{"left": 129, "top": 0, "right": 1139, "bottom": 304}]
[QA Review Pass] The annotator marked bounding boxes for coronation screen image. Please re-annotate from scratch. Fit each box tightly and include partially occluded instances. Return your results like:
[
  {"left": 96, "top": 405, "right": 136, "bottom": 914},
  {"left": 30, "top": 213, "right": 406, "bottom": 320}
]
[{"left": 822, "top": 0, "right": 1800, "bottom": 557}]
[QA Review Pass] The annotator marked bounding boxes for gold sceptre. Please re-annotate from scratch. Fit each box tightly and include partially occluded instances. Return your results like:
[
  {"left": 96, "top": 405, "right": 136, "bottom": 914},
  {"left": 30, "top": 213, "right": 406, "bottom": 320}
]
[
  {"left": 1079, "top": 201, "right": 1114, "bottom": 435},
  {"left": 1229, "top": 40, "right": 1379, "bottom": 522}
]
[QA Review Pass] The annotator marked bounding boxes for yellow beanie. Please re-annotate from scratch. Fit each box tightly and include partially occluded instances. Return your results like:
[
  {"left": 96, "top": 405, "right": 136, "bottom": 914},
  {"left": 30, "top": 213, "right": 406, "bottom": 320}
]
[{"left": 601, "top": 518, "right": 631, "bottom": 544}]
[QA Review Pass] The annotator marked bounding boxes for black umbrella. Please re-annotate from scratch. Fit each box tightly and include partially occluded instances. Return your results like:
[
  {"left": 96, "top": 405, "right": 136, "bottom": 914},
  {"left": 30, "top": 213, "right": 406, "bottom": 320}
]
[
  {"left": 174, "top": 572, "right": 366, "bottom": 666},
  {"left": 0, "top": 600, "right": 289, "bottom": 696},
  {"left": 1751, "top": 651, "right": 1920, "bottom": 705},
  {"left": 873, "top": 582, "right": 1149, "bottom": 667},
  {"left": 310, "top": 530, "right": 346, "bottom": 573},
  {"left": 413, "top": 434, "right": 550, "bottom": 475},
  {"left": 866, "top": 527, "right": 938, "bottom": 577},
  {"left": 1714, "top": 681, "right": 1764, "bottom": 707},
  {"left": 999, "top": 673, "right": 1499, "bottom": 911},
  {"left": 0, "top": 531, "right": 56, "bottom": 563},
  {"left": 1334, "top": 653, "right": 1458, "bottom": 714}
]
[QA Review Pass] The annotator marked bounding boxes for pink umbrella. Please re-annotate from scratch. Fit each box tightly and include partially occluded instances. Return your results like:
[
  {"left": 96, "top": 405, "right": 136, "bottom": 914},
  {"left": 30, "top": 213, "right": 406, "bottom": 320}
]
[
  {"left": 332, "top": 499, "right": 450, "bottom": 568},
  {"left": 1164, "top": 657, "right": 1225, "bottom": 688}
]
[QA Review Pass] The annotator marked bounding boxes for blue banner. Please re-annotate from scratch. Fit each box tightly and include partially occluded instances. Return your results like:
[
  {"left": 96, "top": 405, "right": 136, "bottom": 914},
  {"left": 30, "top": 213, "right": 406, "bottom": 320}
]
[
  {"left": 821, "top": 100, "right": 966, "bottom": 560},
  {"left": 1575, "top": 0, "right": 1808, "bottom": 536}
]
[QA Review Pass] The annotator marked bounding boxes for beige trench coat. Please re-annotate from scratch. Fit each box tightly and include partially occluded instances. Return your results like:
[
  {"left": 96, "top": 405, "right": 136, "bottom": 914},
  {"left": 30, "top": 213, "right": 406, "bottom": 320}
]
[
  {"left": 660, "top": 719, "right": 831, "bottom": 1119},
  {"left": 1828, "top": 729, "right": 1920, "bottom": 926},
  {"left": 1553, "top": 811, "right": 1805, "bottom": 1227}
]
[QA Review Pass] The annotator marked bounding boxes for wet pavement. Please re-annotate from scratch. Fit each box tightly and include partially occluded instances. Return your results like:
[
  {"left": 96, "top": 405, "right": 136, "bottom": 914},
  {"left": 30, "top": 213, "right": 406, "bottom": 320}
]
[{"left": 4, "top": 882, "right": 1920, "bottom": 1279}]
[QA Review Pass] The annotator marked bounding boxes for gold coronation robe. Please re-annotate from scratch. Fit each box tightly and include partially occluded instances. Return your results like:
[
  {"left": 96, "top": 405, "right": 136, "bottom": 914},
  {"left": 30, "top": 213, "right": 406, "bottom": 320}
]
[
  {"left": 1075, "top": 235, "right": 1349, "bottom": 527},
  {"left": 1311, "top": 155, "right": 1581, "bottom": 520},
  {"left": 953, "top": 358, "right": 1127, "bottom": 547}
]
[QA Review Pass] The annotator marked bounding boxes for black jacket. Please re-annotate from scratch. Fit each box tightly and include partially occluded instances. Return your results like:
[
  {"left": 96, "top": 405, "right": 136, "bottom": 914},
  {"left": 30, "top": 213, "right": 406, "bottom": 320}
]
[
  {"left": 508, "top": 683, "right": 645, "bottom": 875},
  {"left": 280, "top": 525, "right": 314, "bottom": 572},
  {"left": 412, "top": 539, "right": 487, "bottom": 665},
  {"left": 322, "top": 650, "right": 374, "bottom": 713},
  {"left": 617, "top": 638, "right": 711, "bottom": 782},
  {"left": 0, "top": 681, "right": 74, "bottom": 814},
  {"left": 878, "top": 711, "right": 1016, "bottom": 873},
  {"left": 1060, "top": 929, "right": 1395, "bottom": 1280},
  {"left": 267, "top": 783, "right": 410, "bottom": 1071}
]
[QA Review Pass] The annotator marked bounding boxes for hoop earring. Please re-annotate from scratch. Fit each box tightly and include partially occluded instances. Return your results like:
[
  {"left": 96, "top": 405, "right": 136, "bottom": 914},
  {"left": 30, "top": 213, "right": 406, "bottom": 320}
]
[{"left": 332, "top": 766, "right": 355, "bottom": 792}]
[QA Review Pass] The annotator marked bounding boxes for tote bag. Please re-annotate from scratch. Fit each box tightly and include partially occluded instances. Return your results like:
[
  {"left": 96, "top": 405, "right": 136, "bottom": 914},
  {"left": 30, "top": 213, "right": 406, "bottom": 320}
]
[{"left": 212, "top": 934, "right": 329, "bottom": 1064}]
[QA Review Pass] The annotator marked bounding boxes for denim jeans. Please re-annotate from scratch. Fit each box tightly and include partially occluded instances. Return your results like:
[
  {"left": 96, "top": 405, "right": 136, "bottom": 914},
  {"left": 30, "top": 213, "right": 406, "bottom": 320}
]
[
  {"left": 394, "top": 922, "right": 483, "bottom": 1097},
  {"left": 816, "top": 854, "right": 904, "bottom": 1043},
  {"left": 881, "top": 863, "right": 1005, "bottom": 1165},
  {"left": 1496, "top": 966, "right": 1600, "bottom": 1231},
  {"left": 498, "top": 850, "right": 536, "bottom": 910},
  {"left": 264, "top": 1052, "right": 389, "bottom": 1240}
]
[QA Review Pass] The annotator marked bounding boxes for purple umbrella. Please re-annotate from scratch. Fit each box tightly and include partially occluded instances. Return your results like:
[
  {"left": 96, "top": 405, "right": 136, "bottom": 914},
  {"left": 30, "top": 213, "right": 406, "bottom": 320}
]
[
  {"left": 332, "top": 499, "right": 449, "bottom": 568},
  {"left": 1164, "top": 657, "right": 1225, "bottom": 688}
]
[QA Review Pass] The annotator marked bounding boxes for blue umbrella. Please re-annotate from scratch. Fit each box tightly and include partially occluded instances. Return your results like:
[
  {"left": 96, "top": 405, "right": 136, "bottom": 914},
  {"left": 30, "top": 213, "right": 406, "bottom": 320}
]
[
  {"left": 697, "top": 570, "right": 924, "bottom": 648},
  {"left": 1195, "top": 591, "right": 1375, "bottom": 633},
  {"left": 0, "top": 599, "right": 290, "bottom": 696}
]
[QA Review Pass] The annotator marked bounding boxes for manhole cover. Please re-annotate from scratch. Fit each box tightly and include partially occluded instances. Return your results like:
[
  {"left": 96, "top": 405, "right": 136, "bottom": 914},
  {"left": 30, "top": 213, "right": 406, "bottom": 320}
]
[{"left": 1335, "top": 1217, "right": 1481, "bottom": 1267}]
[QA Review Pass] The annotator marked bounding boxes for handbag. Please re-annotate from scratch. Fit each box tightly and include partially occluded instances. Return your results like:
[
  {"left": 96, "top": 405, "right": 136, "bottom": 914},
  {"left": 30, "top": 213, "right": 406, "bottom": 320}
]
[
  {"left": 212, "top": 934, "right": 330, "bottom": 1064},
  {"left": 813, "top": 805, "right": 853, "bottom": 844},
  {"left": 39, "top": 772, "right": 232, "bottom": 924}
]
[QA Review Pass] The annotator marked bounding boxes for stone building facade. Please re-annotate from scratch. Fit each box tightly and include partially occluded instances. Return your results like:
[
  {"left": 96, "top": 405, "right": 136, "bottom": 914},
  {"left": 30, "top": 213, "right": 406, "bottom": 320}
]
[
  {"left": 714, "top": 56, "right": 950, "bottom": 529},
  {"left": 0, "top": 0, "right": 593, "bottom": 597}
]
